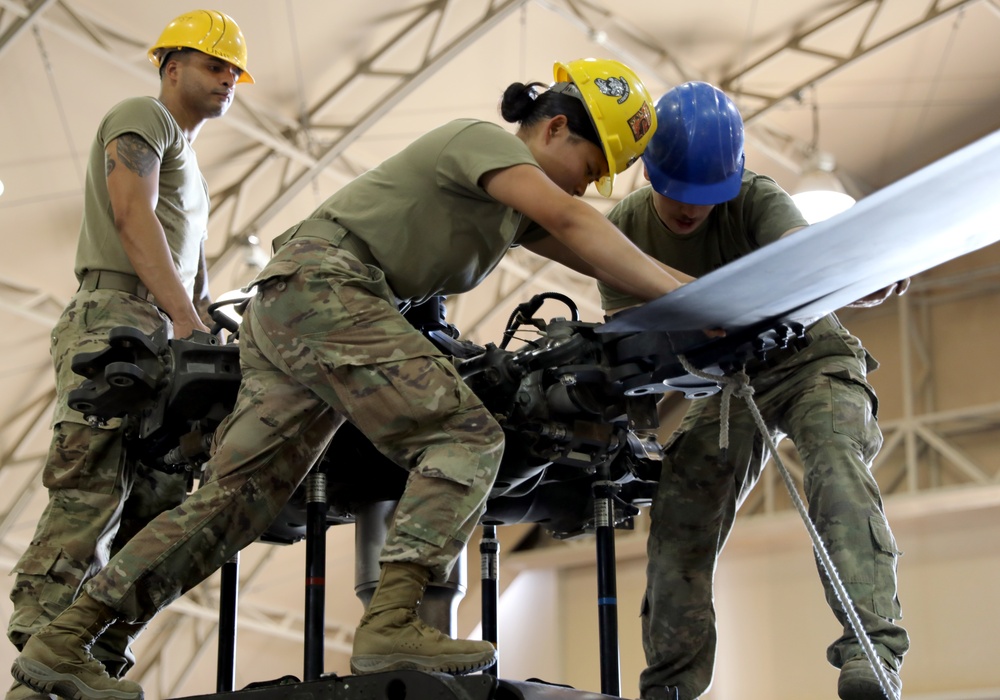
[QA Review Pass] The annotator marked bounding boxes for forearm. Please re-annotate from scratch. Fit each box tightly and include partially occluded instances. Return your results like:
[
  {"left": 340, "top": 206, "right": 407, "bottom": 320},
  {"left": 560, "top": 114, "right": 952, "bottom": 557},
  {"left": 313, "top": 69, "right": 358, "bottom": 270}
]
[
  {"left": 591, "top": 261, "right": 672, "bottom": 302},
  {"left": 104, "top": 134, "right": 207, "bottom": 337},
  {"left": 653, "top": 259, "right": 694, "bottom": 284},
  {"left": 192, "top": 245, "right": 213, "bottom": 326},
  {"left": 116, "top": 210, "right": 204, "bottom": 332},
  {"left": 523, "top": 235, "right": 665, "bottom": 297},
  {"left": 483, "top": 165, "right": 683, "bottom": 301},
  {"left": 586, "top": 244, "right": 695, "bottom": 295},
  {"left": 554, "top": 204, "right": 682, "bottom": 301}
]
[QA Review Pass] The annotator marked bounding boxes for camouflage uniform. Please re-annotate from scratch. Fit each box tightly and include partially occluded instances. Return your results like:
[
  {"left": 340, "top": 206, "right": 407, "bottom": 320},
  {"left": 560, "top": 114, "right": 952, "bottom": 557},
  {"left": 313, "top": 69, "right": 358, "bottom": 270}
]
[
  {"left": 640, "top": 315, "right": 909, "bottom": 699},
  {"left": 8, "top": 291, "right": 187, "bottom": 677},
  {"left": 8, "top": 96, "right": 209, "bottom": 683},
  {"left": 83, "top": 236, "right": 504, "bottom": 621},
  {"left": 75, "top": 119, "right": 543, "bottom": 622},
  {"left": 598, "top": 174, "right": 909, "bottom": 699}
]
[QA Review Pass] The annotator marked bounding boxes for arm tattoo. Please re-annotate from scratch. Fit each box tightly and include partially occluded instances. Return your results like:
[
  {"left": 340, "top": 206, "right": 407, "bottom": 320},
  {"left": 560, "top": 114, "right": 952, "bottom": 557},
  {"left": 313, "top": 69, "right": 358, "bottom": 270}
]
[
  {"left": 115, "top": 133, "right": 158, "bottom": 178},
  {"left": 105, "top": 156, "right": 116, "bottom": 178}
]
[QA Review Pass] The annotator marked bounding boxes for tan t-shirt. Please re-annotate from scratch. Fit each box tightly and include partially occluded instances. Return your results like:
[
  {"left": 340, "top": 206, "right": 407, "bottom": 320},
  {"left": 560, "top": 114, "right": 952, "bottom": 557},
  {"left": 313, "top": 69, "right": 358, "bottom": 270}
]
[
  {"left": 596, "top": 170, "right": 878, "bottom": 373},
  {"left": 598, "top": 169, "right": 807, "bottom": 311},
  {"left": 309, "top": 119, "right": 541, "bottom": 303},
  {"left": 75, "top": 96, "right": 209, "bottom": 297}
]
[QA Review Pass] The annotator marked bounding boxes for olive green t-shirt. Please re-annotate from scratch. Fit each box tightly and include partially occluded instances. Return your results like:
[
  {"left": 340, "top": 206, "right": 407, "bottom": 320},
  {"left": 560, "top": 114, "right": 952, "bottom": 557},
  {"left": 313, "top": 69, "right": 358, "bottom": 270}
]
[
  {"left": 598, "top": 169, "right": 807, "bottom": 311},
  {"left": 75, "top": 97, "right": 209, "bottom": 297},
  {"left": 309, "top": 119, "right": 540, "bottom": 303}
]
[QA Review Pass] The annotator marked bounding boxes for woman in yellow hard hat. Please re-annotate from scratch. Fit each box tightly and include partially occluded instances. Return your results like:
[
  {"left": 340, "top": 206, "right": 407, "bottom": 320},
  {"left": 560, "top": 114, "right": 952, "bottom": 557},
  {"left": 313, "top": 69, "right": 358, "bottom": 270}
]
[{"left": 13, "top": 58, "right": 687, "bottom": 700}]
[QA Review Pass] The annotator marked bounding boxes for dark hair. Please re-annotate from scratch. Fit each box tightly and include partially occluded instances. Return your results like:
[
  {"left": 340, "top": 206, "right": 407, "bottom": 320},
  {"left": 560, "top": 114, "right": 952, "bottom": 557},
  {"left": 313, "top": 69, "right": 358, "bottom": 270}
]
[
  {"left": 158, "top": 47, "right": 196, "bottom": 79},
  {"left": 499, "top": 81, "right": 601, "bottom": 150}
]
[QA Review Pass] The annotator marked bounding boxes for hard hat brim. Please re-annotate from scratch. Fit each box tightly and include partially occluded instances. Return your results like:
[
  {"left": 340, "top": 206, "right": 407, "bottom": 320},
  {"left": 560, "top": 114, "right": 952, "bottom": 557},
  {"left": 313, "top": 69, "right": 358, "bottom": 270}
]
[
  {"left": 644, "top": 152, "right": 745, "bottom": 205},
  {"left": 147, "top": 46, "right": 254, "bottom": 84}
]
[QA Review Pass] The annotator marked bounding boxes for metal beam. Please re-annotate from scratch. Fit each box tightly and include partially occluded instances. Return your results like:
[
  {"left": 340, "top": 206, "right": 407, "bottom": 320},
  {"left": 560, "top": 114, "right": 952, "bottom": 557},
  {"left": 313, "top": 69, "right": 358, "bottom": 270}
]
[
  {"left": 721, "top": 0, "right": 979, "bottom": 124},
  {"left": 0, "top": 0, "right": 57, "bottom": 61},
  {"left": 737, "top": 267, "right": 1000, "bottom": 519},
  {"left": 211, "top": 0, "right": 533, "bottom": 251},
  {"left": 0, "top": 0, "right": 320, "bottom": 169}
]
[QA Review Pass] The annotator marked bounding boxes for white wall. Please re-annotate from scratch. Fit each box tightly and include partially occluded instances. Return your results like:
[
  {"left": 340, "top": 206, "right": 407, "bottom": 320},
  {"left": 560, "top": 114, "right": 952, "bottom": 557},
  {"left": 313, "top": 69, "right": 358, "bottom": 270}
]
[{"left": 498, "top": 495, "right": 1000, "bottom": 700}]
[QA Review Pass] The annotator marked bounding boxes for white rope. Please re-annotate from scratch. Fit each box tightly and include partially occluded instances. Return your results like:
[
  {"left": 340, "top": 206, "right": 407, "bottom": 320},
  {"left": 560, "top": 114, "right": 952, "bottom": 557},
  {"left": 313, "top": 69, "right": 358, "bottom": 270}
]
[{"left": 677, "top": 355, "right": 900, "bottom": 700}]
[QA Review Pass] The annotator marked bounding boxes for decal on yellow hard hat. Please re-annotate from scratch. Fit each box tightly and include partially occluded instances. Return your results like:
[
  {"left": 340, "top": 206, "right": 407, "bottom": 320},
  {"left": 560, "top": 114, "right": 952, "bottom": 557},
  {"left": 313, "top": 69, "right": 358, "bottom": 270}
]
[{"left": 553, "top": 58, "right": 656, "bottom": 197}]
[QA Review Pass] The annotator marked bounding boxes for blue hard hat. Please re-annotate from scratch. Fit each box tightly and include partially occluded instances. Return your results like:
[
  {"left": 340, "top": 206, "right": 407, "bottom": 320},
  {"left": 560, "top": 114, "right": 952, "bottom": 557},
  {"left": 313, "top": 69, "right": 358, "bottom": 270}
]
[{"left": 642, "top": 81, "right": 745, "bottom": 205}]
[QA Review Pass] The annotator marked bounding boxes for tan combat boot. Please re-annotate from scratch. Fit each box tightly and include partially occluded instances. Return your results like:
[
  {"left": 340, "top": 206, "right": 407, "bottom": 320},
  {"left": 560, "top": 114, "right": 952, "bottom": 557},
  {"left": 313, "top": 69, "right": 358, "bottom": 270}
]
[
  {"left": 838, "top": 656, "right": 902, "bottom": 700},
  {"left": 11, "top": 593, "right": 144, "bottom": 700},
  {"left": 91, "top": 621, "right": 146, "bottom": 679},
  {"left": 5, "top": 680, "right": 54, "bottom": 700},
  {"left": 350, "top": 562, "right": 497, "bottom": 675}
]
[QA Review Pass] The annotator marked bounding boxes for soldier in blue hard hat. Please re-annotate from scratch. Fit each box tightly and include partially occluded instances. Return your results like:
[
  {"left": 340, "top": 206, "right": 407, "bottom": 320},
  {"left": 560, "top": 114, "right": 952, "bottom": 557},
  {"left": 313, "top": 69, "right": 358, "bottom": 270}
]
[{"left": 598, "top": 81, "right": 909, "bottom": 700}]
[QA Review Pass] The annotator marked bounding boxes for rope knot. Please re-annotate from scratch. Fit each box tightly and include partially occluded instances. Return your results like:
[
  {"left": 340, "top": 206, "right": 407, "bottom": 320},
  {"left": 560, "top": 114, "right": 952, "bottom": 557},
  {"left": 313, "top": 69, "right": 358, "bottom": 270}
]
[{"left": 731, "top": 369, "right": 754, "bottom": 400}]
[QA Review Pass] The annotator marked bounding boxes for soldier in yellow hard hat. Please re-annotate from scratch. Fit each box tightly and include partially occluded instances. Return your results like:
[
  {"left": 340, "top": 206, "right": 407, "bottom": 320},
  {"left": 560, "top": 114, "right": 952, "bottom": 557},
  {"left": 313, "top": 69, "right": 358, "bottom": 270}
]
[
  {"left": 12, "top": 56, "right": 682, "bottom": 700},
  {"left": 148, "top": 9, "right": 254, "bottom": 84},
  {"left": 4, "top": 11, "right": 251, "bottom": 700},
  {"left": 552, "top": 58, "right": 655, "bottom": 197}
]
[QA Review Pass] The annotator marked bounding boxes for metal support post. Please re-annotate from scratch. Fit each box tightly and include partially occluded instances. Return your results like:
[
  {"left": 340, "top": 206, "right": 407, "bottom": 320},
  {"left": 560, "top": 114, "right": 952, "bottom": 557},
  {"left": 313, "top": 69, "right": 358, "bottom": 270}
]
[
  {"left": 216, "top": 552, "right": 240, "bottom": 692},
  {"left": 303, "top": 467, "right": 329, "bottom": 681},
  {"left": 480, "top": 524, "right": 500, "bottom": 677},
  {"left": 593, "top": 474, "right": 621, "bottom": 697}
]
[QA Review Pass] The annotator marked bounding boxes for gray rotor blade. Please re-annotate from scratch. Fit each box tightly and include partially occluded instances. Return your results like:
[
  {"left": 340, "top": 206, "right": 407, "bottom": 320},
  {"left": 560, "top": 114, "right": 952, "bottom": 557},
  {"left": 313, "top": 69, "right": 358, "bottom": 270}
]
[{"left": 601, "top": 128, "right": 1000, "bottom": 336}]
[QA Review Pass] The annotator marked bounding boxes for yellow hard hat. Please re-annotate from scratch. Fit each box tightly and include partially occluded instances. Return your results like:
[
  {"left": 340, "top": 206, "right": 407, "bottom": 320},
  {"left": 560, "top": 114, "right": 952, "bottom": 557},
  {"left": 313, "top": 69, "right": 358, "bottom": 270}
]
[
  {"left": 553, "top": 58, "right": 656, "bottom": 197},
  {"left": 148, "top": 10, "right": 253, "bottom": 84}
]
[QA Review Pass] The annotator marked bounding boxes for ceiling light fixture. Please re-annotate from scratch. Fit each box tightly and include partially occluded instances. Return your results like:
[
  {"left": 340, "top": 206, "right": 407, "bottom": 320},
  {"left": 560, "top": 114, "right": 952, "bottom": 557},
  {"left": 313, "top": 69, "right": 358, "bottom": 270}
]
[
  {"left": 790, "top": 88, "right": 856, "bottom": 225},
  {"left": 791, "top": 152, "right": 856, "bottom": 224}
]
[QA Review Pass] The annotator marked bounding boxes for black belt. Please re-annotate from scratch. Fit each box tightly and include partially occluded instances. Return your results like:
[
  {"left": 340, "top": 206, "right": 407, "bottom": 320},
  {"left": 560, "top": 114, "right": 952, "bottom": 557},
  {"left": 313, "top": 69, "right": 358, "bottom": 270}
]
[{"left": 78, "top": 270, "right": 155, "bottom": 303}]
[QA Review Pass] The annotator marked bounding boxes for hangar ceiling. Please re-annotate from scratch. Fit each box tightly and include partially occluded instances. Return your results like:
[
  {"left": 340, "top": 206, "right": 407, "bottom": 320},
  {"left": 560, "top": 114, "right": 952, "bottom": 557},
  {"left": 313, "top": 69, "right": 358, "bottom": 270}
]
[{"left": 1, "top": 0, "right": 1000, "bottom": 694}]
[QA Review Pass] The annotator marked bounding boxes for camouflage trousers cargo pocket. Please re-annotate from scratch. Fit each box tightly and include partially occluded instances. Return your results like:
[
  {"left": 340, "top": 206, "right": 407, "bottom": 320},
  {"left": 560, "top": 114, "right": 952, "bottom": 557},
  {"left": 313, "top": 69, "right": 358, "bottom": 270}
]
[
  {"left": 344, "top": 353, "right": 503, "bottom": 550},
  {"left": 869, "top": 515, "right": 903, "bottom": 619},
  {"left": 9, "top": 544, "right": 75, "bottom": 647},
  {"left": 394, "top": 443, "right": 488, "bottom": 550},
  {"left": 823, "top": 369, "right": 883, "bottom": 463},
  {"left": 42, "top": 422, "right": 123, "bottom": 491},
  {"left": 50, "top": 290, "right": 166, "bottom": 428}
]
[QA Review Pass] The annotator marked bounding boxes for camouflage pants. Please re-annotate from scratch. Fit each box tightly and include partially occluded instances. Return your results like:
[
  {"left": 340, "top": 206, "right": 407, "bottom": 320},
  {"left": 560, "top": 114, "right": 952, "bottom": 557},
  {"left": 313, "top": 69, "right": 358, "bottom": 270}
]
[
  {"left": 8, "top": 291, "right": 188, "bottom": 677},
  {"left": 641, "top": 355, "right": 910, "bottom": 699},
  {"left": 84, "top": 237, "right": 504, "bottom": 623}
]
